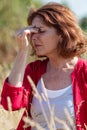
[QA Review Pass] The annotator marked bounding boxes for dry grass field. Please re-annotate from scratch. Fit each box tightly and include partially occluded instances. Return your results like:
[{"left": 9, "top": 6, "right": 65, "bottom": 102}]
[
  {"left": 0, "top": 63, "right": 24, "bottom": 130},
  {"left": 0, "top": 105, "right": 25, "bottom": 130},
  {"left": 0, "top": 63, "right": 26, "bottom": 130}
]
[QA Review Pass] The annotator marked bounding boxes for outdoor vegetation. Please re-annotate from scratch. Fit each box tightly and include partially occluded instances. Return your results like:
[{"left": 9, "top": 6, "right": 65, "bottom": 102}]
[
  {"left": 0, "top": 0, "right": 87, "bottom": 129},
  {"left": 0, "top": 0, "right": 42, "bottom": 88}
]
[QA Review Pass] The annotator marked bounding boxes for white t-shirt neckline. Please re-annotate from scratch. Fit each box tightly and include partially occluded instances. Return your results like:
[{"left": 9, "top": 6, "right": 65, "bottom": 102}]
[{"left": 41, "top": 77, "right": 72, "bottom": 98}]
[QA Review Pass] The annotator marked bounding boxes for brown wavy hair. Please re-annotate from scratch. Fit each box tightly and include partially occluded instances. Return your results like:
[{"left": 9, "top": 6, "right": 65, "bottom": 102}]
[{"left": 27, "top": 2, "right": 87, "bottom": 58}]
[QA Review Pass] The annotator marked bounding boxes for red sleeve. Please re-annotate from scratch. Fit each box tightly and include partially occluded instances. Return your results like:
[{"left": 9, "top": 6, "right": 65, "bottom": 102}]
[
  {"left": 1, "top": 79, "right": 24, "bottom": 110},
  {"left": 1, "top": 63, "right": 33, "bottom": 111},
  {"left": 0, "top": 59, "right": 47, "bottom": 111}
]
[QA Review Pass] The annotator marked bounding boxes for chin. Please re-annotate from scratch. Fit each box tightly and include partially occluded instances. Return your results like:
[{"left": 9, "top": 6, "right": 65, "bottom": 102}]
[{"left": 36, "top": 52, "right": 46, "bottom": 57}]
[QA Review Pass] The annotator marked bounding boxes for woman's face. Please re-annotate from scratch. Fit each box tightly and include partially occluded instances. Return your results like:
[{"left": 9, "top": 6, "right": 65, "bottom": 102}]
[{"left": 31, "top": 16, "right": 59, "bottom": 57}]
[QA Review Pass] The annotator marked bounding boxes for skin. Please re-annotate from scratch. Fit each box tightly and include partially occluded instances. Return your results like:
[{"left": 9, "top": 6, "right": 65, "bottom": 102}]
[
  {"left": 7, "top": 16, "right": 78, "bottom": 130},
  {"left": 8, "top": 16, "right": 78, "bottom": 90},
  {"left": 8, "top": 26, "right": 39, "bottom": 86},
  {"left": 31, "top": 17, "right": 59, "bottom": 57},
  {"left": 31, "top": 16, "right": 78, "bottom": 90}
]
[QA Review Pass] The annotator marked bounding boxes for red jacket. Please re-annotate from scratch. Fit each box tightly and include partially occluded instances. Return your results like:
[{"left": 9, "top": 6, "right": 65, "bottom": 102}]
[{"left": 1, "top": 58, "right": 87, "bottom": 130}]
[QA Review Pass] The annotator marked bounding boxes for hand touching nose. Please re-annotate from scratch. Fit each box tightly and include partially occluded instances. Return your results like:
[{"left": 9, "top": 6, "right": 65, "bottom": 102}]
[{"left": 15, "top": 26, "right": 38, "bottom": 51}]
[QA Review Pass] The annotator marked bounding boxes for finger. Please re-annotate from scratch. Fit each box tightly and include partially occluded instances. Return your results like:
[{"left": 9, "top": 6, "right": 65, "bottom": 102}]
[
  {"left": 15, "top": 25, "right": 36, "bottom": 35},
  {"left": 30, "top": 28, "right": 39, "bottom": 33},
  {"left": 22, "top": 30, "right": 31, "bottom": 46},
  {"left": 15, "top": 27, "right": 38, "bottom": 39}
]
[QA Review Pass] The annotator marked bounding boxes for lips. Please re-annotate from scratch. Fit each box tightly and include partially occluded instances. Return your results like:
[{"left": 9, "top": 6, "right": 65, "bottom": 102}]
[
  {"left": 32, "top": 40, "right": 42, "bottom": 49},
  {"left": 34, "top": 44, "right": 42, "bottom": 49}
]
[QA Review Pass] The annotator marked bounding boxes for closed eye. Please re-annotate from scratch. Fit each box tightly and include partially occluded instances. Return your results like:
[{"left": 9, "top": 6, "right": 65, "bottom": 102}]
[{"left": 38, "top": 28, "right": 45, "bottom": 33}]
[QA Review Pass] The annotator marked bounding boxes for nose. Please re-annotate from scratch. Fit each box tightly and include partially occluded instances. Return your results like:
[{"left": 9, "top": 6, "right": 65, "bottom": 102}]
[{"left": 31, "top": 32, "right": 39, "bottom": 41}]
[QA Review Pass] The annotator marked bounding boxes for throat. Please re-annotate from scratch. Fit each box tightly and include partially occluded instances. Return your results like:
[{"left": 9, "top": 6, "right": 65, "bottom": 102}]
[
  {"left": 43, "top": 66, "right": 72, "bottom": 90},
  {"left": 47, "top": 56, "right": 78, "bottom": 73},
  {"left": 42, "top": 57, "right": 78, "bottom": 90}
]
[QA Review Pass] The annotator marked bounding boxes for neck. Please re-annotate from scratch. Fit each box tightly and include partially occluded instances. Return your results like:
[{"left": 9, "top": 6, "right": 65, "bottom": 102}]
[{"left": 48, "top": 56, "right": 78, "bottom": 72}]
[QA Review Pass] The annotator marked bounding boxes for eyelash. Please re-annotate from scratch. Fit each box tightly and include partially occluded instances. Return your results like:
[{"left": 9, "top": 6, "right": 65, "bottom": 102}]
[{"left": 38, "top": 29, "right": 45, "bottom": 33}]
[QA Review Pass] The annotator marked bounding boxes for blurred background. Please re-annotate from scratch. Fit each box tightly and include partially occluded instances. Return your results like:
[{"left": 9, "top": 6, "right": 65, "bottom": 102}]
[
  {"left": 44, "top": 0, "right": 87, "bottom": 19},
  {"left": 0, "top": 0, "right": 87, "bottom": 89}
]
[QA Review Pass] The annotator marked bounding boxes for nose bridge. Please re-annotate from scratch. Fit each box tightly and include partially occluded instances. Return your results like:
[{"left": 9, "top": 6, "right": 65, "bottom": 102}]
[{"left": 32, "top": 32, "right": 39, "bottom": 40}]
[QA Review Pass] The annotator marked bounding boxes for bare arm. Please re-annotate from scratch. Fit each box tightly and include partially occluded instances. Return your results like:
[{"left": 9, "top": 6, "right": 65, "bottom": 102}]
[{"left": 8, "top": 27, "right": 38, "bottom": 87}]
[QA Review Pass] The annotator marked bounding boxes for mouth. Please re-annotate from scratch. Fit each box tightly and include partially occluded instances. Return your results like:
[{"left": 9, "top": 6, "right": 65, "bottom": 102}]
[{"left": 34, "top": 44, "right": 42, "bottom": 49}]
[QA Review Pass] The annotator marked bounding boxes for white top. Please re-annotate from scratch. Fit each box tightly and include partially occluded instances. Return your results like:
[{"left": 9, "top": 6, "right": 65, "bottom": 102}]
[{"left": 31, "top": 78, "right": 76, "bottom": 130}]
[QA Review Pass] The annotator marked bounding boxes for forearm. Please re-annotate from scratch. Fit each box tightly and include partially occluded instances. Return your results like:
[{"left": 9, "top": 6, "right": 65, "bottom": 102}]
[
  {"left": 6, "top": 26, "right": 38, "bottom": 87},
  {"left": 8, "top": 50, "right": 28, "bottom": 87}
]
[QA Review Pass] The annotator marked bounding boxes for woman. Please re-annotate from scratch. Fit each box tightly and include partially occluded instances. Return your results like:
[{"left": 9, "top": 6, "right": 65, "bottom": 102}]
[{"left": 1, "top": 2, "right": 87, "bottom": 130}]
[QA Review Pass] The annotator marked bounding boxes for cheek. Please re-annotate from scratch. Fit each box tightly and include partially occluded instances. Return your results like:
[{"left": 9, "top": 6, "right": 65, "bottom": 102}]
[
  {"left": 47, "top": 34, "right": 58, "bottom": 45},
  {"left": 41, "top": 34, "right": 51, "bottom": 42}
]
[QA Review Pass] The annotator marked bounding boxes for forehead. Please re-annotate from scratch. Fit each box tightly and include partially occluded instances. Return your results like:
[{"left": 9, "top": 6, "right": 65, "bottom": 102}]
[
  {"left": 31, "top": 16, "right": 57, "bottom": 33},
  {"left": 32, "top": 16, "right": 47, "bottom": 28}
]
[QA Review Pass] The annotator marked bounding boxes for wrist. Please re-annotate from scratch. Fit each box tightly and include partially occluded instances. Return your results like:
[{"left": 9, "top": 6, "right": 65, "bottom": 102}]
[{"left": 18, "top": 48, "right": 28, "bottom": 55}]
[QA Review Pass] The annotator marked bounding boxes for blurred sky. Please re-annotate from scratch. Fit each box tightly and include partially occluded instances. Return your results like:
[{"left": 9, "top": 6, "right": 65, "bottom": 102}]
[{"left": 43, "top": 0, "right": 87, "bottom": 19}]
